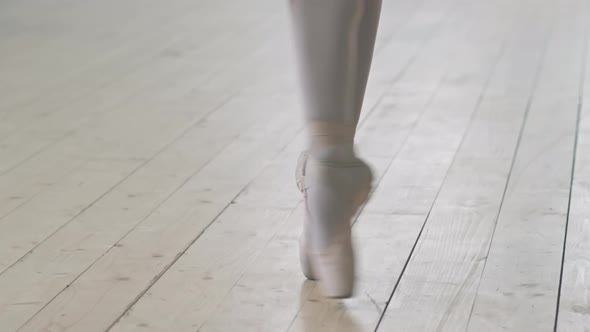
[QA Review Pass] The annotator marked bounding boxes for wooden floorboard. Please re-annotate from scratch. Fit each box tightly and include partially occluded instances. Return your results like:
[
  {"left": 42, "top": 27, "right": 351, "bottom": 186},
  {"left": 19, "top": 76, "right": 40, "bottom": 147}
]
[
  {"left": 556, "top": 5, "right": 590, "bottom": 328},
  {"left": 110, "top": 0, "right": 506, "bottom": 331},
  {"left": 0, "top": 0, "right": 585, "bottom": 331},
  {"left": 14, "top": 0, "right": 442, "bottom": 329},
  {"left": 467, "top": 0, "right": 588, "bottom": 330},
  {"left": 377, "top": 0, "right": 556, "bottom": 330},
  {"left": 557, "top": 97, "right": 590, "bottom": 331},
  {"left": 0, "top": 1, "right": 279, "bottom": 271}
]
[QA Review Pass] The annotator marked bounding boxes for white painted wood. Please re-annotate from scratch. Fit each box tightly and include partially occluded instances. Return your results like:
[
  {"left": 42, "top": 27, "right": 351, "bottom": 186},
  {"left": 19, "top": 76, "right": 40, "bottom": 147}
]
[
  {"left": 377, "top": 1, "right": 559, "bottom": 330},
  {"left": 557, "top": 104, "right": 590, "bottom": 331},
  {"left": 108, "top": 2, "right": 518, "bottom": 331},
  {"left": 12, "top": 99, "right": 302, "bottom": 331},
  {"left": 0, "top": 7, "right": 275, "bottom": 173},
  {"left": 0, "top": 0, "right": 580, "bottom": 331},
  {"left": 0, "top": 17, "right": 275, "bottom": 226},
  {"left": 298, "top": 1, "right": 541, "bottom": 329},
  {"left": 0, "top": 94, "right": 232, "bottom": 270},
  {"left": 274, "top": 39, "right": 515, "bottom": 332},
  {"left": 107, "top": 160, "right": 392, "bottom": 332},
  {"left": 0, "top": 1, "right": 291, "bottom": 330},
  {"left": 466, "top": 107, "right": 578, "bottom": 331},
  {"left": 467, "top": 1, "right": 589, "bottom": 330},
  {"left": 0, "top": 4, "right": 284, "bottom": 225},
  {"left": 106, "top": 1, "right": 465, "bottom": 329},
  {"left": 0, "top": 93, "right": 229, "bottom": 219},
  {"left": 11, "top": 0, "right": 437, "bottom": 328},
  {"left": 0, "top": 2, "right": 285, "bottom": 272},
  {"left": 0, "top": 94, "right": 299, "bottom": 331},
  {"left": 356, "top": 0, "right": 468, "bottom": 160},
  {"left": 556, "top": 9, "right": 590, "bottom": 327},
  {"left": 378, "top": 100, "right": 529, "bottom": 332},
  {"left": 0, "top": 1, "right": 249, "bottom": 117}
]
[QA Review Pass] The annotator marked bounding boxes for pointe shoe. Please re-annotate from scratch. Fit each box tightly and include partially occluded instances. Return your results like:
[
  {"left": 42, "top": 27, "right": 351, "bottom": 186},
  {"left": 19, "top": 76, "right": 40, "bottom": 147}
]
[{"left": 295, "top": 151, "right": 373, "bottom": 298}]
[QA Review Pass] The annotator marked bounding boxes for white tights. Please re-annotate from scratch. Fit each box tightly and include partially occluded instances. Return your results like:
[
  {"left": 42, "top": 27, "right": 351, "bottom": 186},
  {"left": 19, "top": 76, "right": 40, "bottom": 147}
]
[
  {"left": 290, "top": 0, "right": 382, "bottom": 250},
  {"left": 290, "top": 0, "right": 382, "bottom": 159}
]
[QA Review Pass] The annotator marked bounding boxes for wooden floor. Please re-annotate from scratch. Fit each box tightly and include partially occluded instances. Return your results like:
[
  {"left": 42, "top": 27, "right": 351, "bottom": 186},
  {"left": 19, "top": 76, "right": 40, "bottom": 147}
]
[{"left": 1, "top": 0, "right": 589, "bottom": 331}]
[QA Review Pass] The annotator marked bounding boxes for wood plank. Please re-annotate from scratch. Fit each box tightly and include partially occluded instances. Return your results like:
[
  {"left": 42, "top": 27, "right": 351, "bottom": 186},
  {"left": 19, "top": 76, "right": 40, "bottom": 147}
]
[
  {"left": 291, "top": 1, "right": 539, "bottom": 329},
  {"left": 106, "top": 163, "right": 385, "bottom": 331},
  {"left": 0, "top": 0, "right": 580, "bottom": 331},
  {"left": 0, "top": 1, "right": 185, "bottom": 113},
  {"left": 556, "top": 7, "right": 590, "bottom": 328},
  {"left": 0, "top": 9, "right": 271, "bottom": 129},
  {"left": 105, "top": 0, "right": 462, "bottom": 327},
  {"left": 467, "top": 0, "right": 589, "bottom": 329},
  {"left": 0, "top": 6, "right": 276, "bottom": 172},
  {"left": 0, "top": 1, "right": 242, "bottom": 116},
  {"left": 0, "top": 1, "right": 290, "bottom": 239},
  {"left": 376, "top": 0, "right": 558, "bottom": 330},
  {"left": 1, "top": 8, "right": 274, "bottom": 135},
  {"left": 557, "top": 107, "right": 590, "bottom": 331},
  {"left": 0, "top": 93, "right": 294, "bottom": 331},
  {"left": 356, "top": 0, "right": 466, "bottom": 159},
  {"left": 12, "top": 95, "right": 302, "bottom": 332},
  {"left": 107, "top": 1, "right": 518, "bottom": 330},
  {"left": 0, "top": 2, "right": 307, "bottom": 329},
  {"left": 0, "top": 91, "right": 232, "bottom": 220},
  {"left": 0, "top": 5, "right": 284, "bottom": 267},
  {"left": 0, "top": 93, "right": 232, "bottom": 270},
  {"left": 467, "top": 106, "right": 577, "bottom": 330},
  {"left": 9, "top": 0, "right": 433, "bottom": 329}
]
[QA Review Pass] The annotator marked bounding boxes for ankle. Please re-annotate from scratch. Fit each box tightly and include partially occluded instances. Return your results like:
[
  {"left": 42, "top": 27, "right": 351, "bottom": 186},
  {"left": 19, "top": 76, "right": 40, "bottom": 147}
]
[
  {"left": 307, "top": 121, "right": 357, "bottom": 162},
  {"left": 311, "top": 144, "right": 356, "bottom": 163}
]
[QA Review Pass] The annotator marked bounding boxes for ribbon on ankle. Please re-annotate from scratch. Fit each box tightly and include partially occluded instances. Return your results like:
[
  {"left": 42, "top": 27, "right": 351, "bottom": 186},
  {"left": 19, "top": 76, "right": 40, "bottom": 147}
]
[{"left": 307, "top": 121, "right": 356, "bottom": 146}]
